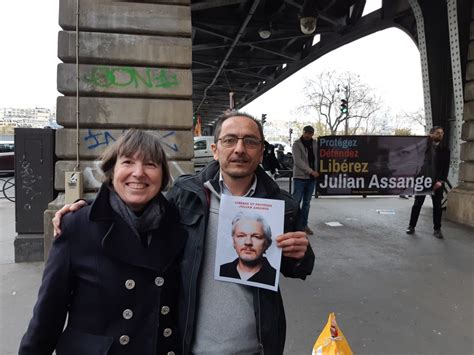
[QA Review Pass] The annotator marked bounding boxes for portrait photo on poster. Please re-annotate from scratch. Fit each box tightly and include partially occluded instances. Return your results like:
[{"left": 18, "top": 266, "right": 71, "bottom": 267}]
[{"left": 214, "top": 195, "right": 284, "bottom": 292}]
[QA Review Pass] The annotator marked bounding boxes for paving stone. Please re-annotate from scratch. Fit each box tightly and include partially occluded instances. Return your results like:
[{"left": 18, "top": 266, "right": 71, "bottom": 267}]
[
  {"left": 58, "top": 31, "right": 192, "bottom": 67},
  {"left": 461, "top": 120, "right": 474, "bottom": 140},
  {"left": 55, "top": 128, "right": 194, "bottom": 160},
  {"left": 459, "top": 161, "right": 474, "bottom": 182},
  {"left": 60, "top": 0, "right": 191, "bottom": 36},
  {"left": 460, "top": 141, "right": 474, "bottom": 161},
  {"left": 56, "top": 96, "right": 193, "bottom": 129}
]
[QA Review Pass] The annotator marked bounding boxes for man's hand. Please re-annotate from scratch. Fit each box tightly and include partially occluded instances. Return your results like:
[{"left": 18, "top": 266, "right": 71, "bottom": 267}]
[
  {"left": 52, "top": 200, "right": 88, "bottom": 237},
  {"left": 433, "top": 181, "right": 443, "bottom": 190},
  {"left": 276, "top": 231, "right": 309, "bottom": 259},
  {"left": 310, "top": 171, "right": 319, "bottom": 178}
]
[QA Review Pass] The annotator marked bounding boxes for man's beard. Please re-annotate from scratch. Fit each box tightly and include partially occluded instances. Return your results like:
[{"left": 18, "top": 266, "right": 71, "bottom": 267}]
[
  {"left": 228, "top": 172, "right": 251, "bottom": 179},
  {"left": 240, "top": 256, "right": 264, "bottom": 267}
]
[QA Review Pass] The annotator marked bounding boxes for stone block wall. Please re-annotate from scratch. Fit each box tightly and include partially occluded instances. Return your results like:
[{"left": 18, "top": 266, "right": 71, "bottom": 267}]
[
  {"left": 446, "top": 9, "right": 474, "bottom": 227},
  {"left": 55, "top": 0, "right": 193, "bottom": 186},
  {"left": 44, "top": 0, "right": 193, "bottom": 258}
]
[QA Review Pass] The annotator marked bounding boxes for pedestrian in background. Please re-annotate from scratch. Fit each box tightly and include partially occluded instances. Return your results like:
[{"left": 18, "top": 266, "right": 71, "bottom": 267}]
[
  {"left": 406, "top": 126, "right": 450, "bottom": 239},
  {"left": 292, "top": 125, "right": 319, "bottom": 235}
]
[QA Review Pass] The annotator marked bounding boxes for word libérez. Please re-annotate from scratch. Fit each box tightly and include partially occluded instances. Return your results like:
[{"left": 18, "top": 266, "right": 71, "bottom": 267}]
[{"left": 319, "top": 159, "right": 368, "bottom": 173}]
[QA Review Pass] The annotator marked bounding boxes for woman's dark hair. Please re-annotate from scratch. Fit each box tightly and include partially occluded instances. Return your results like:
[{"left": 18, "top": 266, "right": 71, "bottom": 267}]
[{"left": 100, "top": 129, "right": 170, "bottom": 191}]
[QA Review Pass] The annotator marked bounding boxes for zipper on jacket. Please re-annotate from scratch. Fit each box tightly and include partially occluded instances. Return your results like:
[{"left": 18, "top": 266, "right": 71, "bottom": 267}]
[{"left": 257, "top": 288, "right": 264, "bottom": 355}]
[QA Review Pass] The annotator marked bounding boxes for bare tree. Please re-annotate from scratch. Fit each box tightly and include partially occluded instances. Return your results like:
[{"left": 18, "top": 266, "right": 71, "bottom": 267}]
[
  {"left": 299, "top": 71, "right": 383, "bottom": 135},
  {"left": 402, "top": 107, "right": 426, "bottom": 132}
]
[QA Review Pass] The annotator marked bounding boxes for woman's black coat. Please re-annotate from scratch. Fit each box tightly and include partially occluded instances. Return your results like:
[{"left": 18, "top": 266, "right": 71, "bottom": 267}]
[{"left": 19, "top": 186, "right": 187, "bottom": 355}]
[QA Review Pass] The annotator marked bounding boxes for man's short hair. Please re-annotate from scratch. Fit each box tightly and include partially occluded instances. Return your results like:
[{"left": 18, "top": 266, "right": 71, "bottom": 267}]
[
  {"left": 213, "top": 111, "right": 265, "bottom": 144},
  {"left": 303, "top": 125, "right": 315, "bottom": 134},
  {"left": 231, "top": 211, "right": 272, "bottom": 250},
  {"left": 100, "top": 129, "right": 170, "bottom": 190},
  {"left": 429, "top": 126, "right": 443, "bottom": 134}
]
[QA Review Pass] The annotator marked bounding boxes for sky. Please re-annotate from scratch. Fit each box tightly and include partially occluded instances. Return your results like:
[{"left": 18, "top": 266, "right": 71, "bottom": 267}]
[
  {"left": 0, "top": 0, "right": 423, "bottom": 126},
  {"left": 0, "top": 1, "right": 60, "bottom": 110}
]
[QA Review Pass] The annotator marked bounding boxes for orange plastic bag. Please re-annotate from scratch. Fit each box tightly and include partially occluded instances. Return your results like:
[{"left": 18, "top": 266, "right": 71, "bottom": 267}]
[{"left": 312, "top": 313, "right": 353, "bottom": 355}]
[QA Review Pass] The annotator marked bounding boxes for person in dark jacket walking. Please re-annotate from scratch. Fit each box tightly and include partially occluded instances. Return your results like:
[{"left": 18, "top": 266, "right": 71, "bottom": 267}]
[
  {"left": 52, "top": 112, "right": 315, "bottom": 355},
  {"left": 406, "top": 126, "right": 451, "bottom": 239},
  {"left": 20, "top": 130, "right": 187, "bottom": 355}
]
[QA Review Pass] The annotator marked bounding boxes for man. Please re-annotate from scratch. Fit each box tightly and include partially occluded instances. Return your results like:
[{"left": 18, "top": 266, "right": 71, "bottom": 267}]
[
  {"left": 292, "top": 125, "right": 319, "bottom": 234},
  {"left": 406, "top": 126, "right": 450, "bottom": 239},
  {"left": 220, "top": 211, "right": 277, "bottom": 286},
  {"left": 53, "top": 112, "right": 315, "bottom": 355}
]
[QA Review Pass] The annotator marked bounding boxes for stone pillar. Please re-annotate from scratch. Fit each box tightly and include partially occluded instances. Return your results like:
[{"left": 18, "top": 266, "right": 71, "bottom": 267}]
[
  {"left": 44, "top": 0, "right": 193, "bottom": 258},
  {"left": 446, "top": 19, "right": 474, "bottom": 227}
]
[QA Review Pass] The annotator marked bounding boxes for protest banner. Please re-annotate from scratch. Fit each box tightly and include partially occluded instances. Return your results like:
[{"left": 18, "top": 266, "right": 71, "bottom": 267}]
[{"left": 318, "top": 136, "right": 433, "bottom": 196}]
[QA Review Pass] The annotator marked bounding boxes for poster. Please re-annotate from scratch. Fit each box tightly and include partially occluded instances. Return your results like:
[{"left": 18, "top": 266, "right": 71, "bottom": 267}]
[
  {"left": 318, "top": 135, "right": 434, "bottom": 196},
  {"left": 214, "top": 195, "right": 284, "bottom": 291}
]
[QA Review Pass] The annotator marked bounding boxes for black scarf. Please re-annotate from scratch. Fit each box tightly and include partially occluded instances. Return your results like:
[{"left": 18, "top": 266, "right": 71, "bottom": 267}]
[
  {"left": 302, "top": 137, "right": 315, "bottom": 171},
  {"left": 108, "top": 186, "right": 163, "bottom": 247}
]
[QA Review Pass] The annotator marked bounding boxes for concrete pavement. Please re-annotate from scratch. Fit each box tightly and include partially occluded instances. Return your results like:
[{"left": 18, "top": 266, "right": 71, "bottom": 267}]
[
  {"left": 282, "top": 195, "right": 474, "bottom": 354},
  {"left": 0, "top": 192, "right": 473, "bottom": 354}
]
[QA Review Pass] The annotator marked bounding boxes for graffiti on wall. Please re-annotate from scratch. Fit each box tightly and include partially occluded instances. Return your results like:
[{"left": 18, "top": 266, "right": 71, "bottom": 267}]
[
  {"left": 19, "top": 158, "right": 42, "bottom": 210},
  {"left": 84, "top": 66, "right": 179, "bottom": 90},
  {"left": 83, "top": 129, "right": 179, "bottom": 152},
  {"left": 84, "top": 129, "right": 116, "bottom": 149}
]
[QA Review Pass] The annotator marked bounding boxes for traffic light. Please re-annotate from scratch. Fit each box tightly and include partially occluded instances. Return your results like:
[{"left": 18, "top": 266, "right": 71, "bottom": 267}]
[
  {"left": 289, "top": 128, "right": 293, "bottom": 135},
  {"left": 340, "top": 99, "right": 348, "bottom": 114},
  {"left": 261, "top": 113, "right": 267, "bottom": 125}
]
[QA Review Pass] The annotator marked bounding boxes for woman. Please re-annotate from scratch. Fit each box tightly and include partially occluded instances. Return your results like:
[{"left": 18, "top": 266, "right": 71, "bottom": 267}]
[{"left": 19, "top": 129, "right": 186, "bottom": 355}]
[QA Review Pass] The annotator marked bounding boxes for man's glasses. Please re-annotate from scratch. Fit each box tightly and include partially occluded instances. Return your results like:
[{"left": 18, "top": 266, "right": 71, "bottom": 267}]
[{"left": 218, "top": 135, "right": 262, "bottom": 149}]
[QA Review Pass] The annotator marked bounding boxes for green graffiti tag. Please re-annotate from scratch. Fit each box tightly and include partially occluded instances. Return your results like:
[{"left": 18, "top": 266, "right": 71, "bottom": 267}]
[{"left": 84, "top": 66, "right": 179, "bottom": 89}]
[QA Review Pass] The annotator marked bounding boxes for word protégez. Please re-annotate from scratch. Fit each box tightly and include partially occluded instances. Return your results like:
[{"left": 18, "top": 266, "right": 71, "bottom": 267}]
[{"left": 319, "top": 174, "right": 433, "bottom": 192}]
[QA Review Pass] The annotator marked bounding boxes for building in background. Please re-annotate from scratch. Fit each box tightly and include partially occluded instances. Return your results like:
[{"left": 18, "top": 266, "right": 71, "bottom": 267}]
[{"left": 0, "top": 107, "right": 59, "bottom": 132}]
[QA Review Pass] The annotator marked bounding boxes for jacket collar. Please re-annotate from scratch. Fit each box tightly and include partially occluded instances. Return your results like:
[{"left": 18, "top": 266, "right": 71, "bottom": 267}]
[
  {"left": 89, "top": 184, "right": 185, "bottom": 273},
  {"left": 88, "top": 184, "right": 116, "bottom": 221}
]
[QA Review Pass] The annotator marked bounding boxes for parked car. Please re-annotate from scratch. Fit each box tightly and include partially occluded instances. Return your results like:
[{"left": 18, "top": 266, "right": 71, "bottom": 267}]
[
  {"left": 193, "top": 136, "right": 214, "bottom": 171},
  {"left": 0, "top": 141, "right": 14, "bottom": 175}
]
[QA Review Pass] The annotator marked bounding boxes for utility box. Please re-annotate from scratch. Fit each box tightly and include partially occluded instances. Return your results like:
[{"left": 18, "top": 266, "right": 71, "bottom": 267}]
[{"left": 14, "top": 128, "right": 55, "bottom": 262}]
